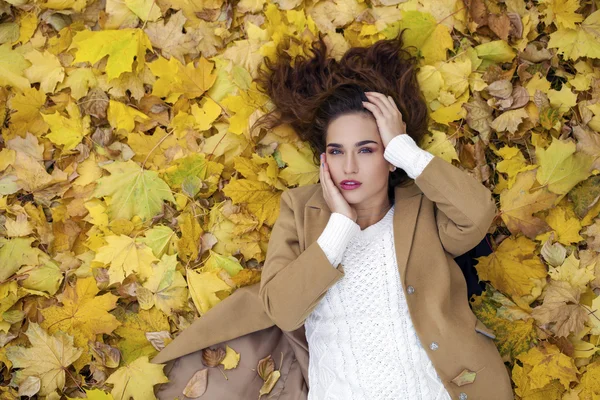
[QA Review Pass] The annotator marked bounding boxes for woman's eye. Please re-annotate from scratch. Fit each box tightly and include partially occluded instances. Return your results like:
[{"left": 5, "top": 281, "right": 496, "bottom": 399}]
[{"left": 328, "top": 148, "right": 372, "bottom": 155}]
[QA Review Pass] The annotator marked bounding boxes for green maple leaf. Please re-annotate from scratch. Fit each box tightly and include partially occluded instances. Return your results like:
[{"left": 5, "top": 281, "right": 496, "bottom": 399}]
[{"left": 92, "top": 160, "right": 176, "bottom": 222}]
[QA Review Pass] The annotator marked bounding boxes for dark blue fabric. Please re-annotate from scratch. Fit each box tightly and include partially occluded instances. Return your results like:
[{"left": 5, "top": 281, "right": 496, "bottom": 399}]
[{"left": 453, "top": 234, "right": 493, "bottom": 301}]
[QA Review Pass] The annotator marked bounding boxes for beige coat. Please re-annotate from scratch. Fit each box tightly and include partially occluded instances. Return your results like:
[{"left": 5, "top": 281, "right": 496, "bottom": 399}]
[{"left": 151, "top": 156, "right": 514, "bottom": 400}]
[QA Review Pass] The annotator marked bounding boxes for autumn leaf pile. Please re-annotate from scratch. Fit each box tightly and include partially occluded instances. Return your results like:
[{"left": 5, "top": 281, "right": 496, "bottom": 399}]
[{"left": 0, "top": 0, "right": 599, "bottom": 395}]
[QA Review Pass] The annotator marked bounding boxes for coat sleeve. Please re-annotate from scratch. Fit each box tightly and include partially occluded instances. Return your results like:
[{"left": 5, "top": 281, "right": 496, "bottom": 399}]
[
  {"left": 259, "top": 190, "right": 346, "bottom": 331},
  {"left": 414, "top": 155, "right": 498, "bottom": 258}
]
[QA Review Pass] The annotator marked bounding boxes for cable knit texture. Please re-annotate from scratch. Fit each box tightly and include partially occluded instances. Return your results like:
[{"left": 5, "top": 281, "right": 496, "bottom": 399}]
[
  {"left": 307, "top": 206, "right": 452, "bottom": 400},
  {"left": 307, "top": 136, "right": 451, "bottom": 399}
]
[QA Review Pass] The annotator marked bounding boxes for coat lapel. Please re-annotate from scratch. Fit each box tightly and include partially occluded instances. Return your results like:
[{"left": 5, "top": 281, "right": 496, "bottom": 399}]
[
  {"left": 304, "top": 182, "right": 424, "bottom": 285},
  {"left": 152, "top": 181, "right": 424, "bottom": 365}
]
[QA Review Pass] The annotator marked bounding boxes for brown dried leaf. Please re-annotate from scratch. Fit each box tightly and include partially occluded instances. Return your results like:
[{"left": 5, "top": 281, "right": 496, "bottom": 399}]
[
  {"left": 520, "top": 42, "right": 553, "bottom": 62},
  {"left": 508, "top": 12, "right": 523, "bottom": 38},
  {"left": 451, "top": 368, "right": 477, "bottom": 386},
  {"left": 487, "top": 79, "right": 513, "bottom": 99},
  {"left": 505, "top": 86, "right": 530, "bottom": 110},
  {"left": 145, "top": 330, "right": 172, "bottom": 351},
  {"left": 488, "top": 13, "right": 511, "bottom": 41},
  {"left": 463, "top": 0, "right": 488, "bottom": 27},
  {"left": 463, "top": 92, "right": 493, "bottom": 137},
  {"left": 257, "top": 355, "right": 275, "bottom": 381},
  {"left": 183, "top": 369, "right": 208, "bottom": 398},
  {"left": 202, "top": 347, "right": 226, "bottom": 367},
  {"left": 90, "top": 341, "right": 121, "bottom": 368}
]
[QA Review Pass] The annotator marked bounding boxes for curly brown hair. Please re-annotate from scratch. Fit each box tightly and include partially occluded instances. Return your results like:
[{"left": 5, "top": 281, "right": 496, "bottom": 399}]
[{"left": 251, "top": 29, "right": 430, "bottom": 203}]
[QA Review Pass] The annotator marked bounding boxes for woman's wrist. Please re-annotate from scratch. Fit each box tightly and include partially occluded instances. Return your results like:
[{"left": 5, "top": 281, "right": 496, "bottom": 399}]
[
  {"left": 317, "top": 213, "right": 361, "bottom": 266},
  {"left": 384, "top": 134, "right": 435, "bottom": 179}
]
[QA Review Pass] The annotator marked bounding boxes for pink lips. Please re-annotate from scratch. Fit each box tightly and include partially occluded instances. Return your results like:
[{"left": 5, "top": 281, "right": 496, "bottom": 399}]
[{"left": 340, "top": 180, "right": 362, "bottom": 190}]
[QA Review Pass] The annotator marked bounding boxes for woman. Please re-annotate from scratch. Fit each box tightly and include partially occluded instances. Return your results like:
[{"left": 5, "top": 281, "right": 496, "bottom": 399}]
[
  {"left": 254, "top": 30, "right": 512, "bottom": 400},
  {"left": 152, "top": 31, "right": 514, "bottom": 399}
]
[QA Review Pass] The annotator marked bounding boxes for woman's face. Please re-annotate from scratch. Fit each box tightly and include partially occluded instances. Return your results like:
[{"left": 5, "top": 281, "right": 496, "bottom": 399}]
[{"left": 324, "top": 112, "right": 394, "bottom": 206}]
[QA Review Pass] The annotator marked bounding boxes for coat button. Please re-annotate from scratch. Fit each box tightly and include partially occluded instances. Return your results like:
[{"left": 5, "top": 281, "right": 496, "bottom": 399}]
[
  {"left": 429, "top": 341, "right": 439, "bottom": 351},
  {"left": 407, "top": 285, "right": 415, "bottom": 294},
  {"left": 459, "top": 392, "right": 467, "bottom": 400}
]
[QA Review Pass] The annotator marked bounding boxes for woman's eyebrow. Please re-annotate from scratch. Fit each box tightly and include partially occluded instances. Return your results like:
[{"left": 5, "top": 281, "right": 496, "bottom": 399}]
[{"left": 326, "top": 140, "right": 378, "bottom": 148}]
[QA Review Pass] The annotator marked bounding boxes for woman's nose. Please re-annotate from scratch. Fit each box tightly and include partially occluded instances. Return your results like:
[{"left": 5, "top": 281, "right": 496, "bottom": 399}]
[{"left": 344, "top": 155, "right": 358, "bottom": 173}]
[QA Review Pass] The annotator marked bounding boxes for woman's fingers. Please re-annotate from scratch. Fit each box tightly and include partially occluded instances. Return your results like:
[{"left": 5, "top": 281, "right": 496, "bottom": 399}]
[
  {"left": 362, "top": 100, "right": 383, "bottom": 119},
  {"left": 320, "top": 154, "right": 331, "bottom": 202},
  {"left": 366, "top": 92, "right": 394, "bottom": 115}
]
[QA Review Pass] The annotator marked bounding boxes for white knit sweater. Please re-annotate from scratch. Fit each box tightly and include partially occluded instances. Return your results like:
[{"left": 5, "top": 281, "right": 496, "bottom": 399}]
[{"left": 306, "top": 134, "right": 452, "bottom": 400}]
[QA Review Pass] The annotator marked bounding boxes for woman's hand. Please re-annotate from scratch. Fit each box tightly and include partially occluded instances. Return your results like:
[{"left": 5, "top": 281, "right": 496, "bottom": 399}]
[
  {"left": 362, "top": 91, "right": 407, "bottom": 148},
  {"left": 320, "top": 153, "right": 358, "bottom": 222}
]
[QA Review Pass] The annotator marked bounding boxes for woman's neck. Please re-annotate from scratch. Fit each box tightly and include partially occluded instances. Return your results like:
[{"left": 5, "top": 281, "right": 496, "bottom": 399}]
[{"left": 354, "top": 197, "right": 393, "bottom": 230}]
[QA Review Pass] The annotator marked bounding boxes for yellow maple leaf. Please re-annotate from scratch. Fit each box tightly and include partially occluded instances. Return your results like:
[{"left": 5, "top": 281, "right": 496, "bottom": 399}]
[
  {"left": 164, "top": 153, "right": 224, "bottom": 198},
  {"left": 514, "top": 341, "right": 578, "bottom": 391},
  {"left": 548, "top": 10, "right": 600, "bottom": 60},
  {"left": 140, "top": 254, "right": 188, "bottom": 314},
  {"left": 547, "top": 84, "right": 578, "bottom": 114},
  {"left": 68, "top": 388, "right": 115, "bottom": 400},
  {"left": 16, "top": 253, "right": 64, "bottom": 295},
  {"left": 419, "top": 130, "right": 459, "bottom": 163},
  {"left": 207, "top": 202, "right": 266, "bottom": 261},
  {"left": 107, "top": 99, "right": 150, "bottom": 134},
  {"left": 475, "top": 235, "right": 547, "bottom": 305},
  {"left": 123, "top": 0, "right": 161, "bottom": 22},
  {"left": 92, "top": 234, "right": 158, "bottom": 285},
  {"left": 222, "top": 178, "right": 282, "bottom": 227},
  {"left": 569, "top": 360, "right": 600, "bottom": 398},
  {"left": 539, "top": 0, "right": 584, "bottom": 29},
  {"left": 105, "top": 356, "right": 168, "bottom": 400},
  {"left": 113, "top": 307, "right": 170, "bottom": 364},
  {"left": 474, "top": 40, "right": 516, "bottom": 63},
  {"left": 40, "top": 277, "right": 120, "bottom": 354},
  {"left": 499, "top": 169, "right": 558, "bottom": 238},
  {"left": 176, "top": 211, "right": 203, "bottom": 262},
  {"left": 148, "top": 56, "right": 217, "bottom": 102},
  {"left": 0, "top": 237, "right": 42, "bottom": 282},
  {"left": 512, "top": 364, "right": 566, "bottom": 399},
  {"left": 0, "top": 42, "right": 31, "bottom": 93},
  {"left": 6, "top": 322, "right": 82, "bottom": 396},
  {"left": 69, "top": 28, "right": 153, "bottom": 81},
  {"left": 278, "top": 143, "right": 319, "bottom": 187},
  {"left": 539, "top": 205, "right": 585, "bottom": 245},
  {"left": 397, "top": 10, "right": 453, "bottom": 65},
  {"left": 187, "top": 268, "right": 233, "bottom": 316},
  {"left": 23, "top": 48, "right": 64, "bottom": 93},
  {"left": 128, "top": 127, "right": 179, "bottom": 170},
  {"left": 42, "top": 101, "right": 91, "bottom": 152},
  {"left": 535, "top": 137, "right": 593, "bottom": 195}
]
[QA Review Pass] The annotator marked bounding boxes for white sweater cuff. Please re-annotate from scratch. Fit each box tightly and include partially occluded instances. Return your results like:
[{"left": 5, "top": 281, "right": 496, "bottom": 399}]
[
  {"left": 317, "top": 212, "right": 361, "bottom": 267},
  {"left": 383, "top": 134, "right": 435, "bottom": 179}
]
